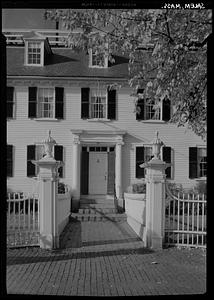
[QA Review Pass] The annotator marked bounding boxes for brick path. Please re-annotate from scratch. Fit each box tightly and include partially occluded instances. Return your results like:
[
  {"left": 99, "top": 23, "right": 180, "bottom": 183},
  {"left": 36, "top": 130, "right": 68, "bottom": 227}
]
[{"left": 7, "top": 220, "right": 206, "bottom": 296}]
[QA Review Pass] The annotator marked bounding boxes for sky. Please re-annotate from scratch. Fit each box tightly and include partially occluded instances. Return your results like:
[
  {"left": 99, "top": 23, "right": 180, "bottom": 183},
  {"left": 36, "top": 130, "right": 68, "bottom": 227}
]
[{"left": 2, "top": 9, "right": 56, "bottom": 29}]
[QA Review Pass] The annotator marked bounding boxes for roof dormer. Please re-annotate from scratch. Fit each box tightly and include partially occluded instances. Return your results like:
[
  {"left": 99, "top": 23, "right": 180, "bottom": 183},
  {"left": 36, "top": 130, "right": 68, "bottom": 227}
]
[
  {"left": 89, "top": 48, "right": 108, "bottom": 68},
  {"left": 23, "top": 31, "right": 52, "bottom": 66}
]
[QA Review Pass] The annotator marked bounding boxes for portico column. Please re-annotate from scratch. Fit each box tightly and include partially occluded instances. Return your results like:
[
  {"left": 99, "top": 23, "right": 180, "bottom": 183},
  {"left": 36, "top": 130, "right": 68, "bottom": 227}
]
[
  {"left": 115, "top": 139, "right": 124, "bottom": 205},
  {"left": 72, "top": 134, "right": 81, "bottom": 210}
]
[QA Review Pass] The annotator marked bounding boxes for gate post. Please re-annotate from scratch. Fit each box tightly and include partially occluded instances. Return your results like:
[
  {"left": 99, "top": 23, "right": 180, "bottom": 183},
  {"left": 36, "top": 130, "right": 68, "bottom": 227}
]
[
  {"left": 33, "top": 130, "right": 62, "bottom": 249},
  {"left": 141, "top": 132, "right": 169, "bottom": 250}
]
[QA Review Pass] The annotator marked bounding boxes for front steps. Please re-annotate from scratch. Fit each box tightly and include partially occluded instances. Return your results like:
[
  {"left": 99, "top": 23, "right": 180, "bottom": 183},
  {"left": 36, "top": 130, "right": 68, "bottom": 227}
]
[{"left": 70, "top": 195, "right": 126, "bottom": 222}]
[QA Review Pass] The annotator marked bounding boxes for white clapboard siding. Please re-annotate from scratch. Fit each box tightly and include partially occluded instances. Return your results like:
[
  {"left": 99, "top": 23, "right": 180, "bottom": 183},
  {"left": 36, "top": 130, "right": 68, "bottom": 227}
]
[{"left": 7, "top": 84, "right": 206, "bottom": 193}]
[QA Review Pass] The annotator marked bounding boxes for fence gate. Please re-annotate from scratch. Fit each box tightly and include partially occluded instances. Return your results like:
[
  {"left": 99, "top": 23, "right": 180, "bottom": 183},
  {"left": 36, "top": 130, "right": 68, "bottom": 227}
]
[
  {"left": 7, "top": 193, "right": 40, "bottom": 248},
  {"left": 165, "top": 184, "right": 206, "bottom": 248}
]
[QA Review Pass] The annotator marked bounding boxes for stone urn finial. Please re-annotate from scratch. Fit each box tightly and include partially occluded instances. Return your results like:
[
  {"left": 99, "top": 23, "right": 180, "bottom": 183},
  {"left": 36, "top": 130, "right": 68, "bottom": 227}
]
[
  {"left": 43, "top": 130, "right": 56, "bottom": 159},
  {"left": 151, "top": 131, "right": 164, "bottom": 160}
]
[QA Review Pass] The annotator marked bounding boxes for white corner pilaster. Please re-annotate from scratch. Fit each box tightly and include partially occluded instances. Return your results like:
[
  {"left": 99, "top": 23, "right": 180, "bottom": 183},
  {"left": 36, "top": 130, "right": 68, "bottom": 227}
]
[
  {"left": 72, "top": 134, "right": 81, "bottom": 206},
  {"left": 115, "top": 137, "right": 124, "bottom": 201}
]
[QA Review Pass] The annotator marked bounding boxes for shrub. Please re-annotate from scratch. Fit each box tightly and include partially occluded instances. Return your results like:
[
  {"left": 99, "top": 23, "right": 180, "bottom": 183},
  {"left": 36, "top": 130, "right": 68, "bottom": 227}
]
[
  {"left": 58, "top": 182, "right": 66, "bottom": 194},
  {"left": 167, "top": 182, "right": 184, "bottom": 195},
  {"left": 127, "top": 182, "right": 146, "bottom": 194},
  {"left": 194, "top": 181, "right": 207, "bottom": 195}
]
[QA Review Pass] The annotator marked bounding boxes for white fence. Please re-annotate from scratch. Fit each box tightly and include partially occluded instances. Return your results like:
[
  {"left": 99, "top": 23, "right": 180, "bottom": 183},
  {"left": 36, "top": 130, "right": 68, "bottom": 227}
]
[
  {"left": 165, "top": 185, "right": 206, "bottom": 248},
  {"left": 7, "top": 188, "right": 71, "bottom": 248},
  {"left": 7, "top": 193, "right": 40, "bottom": 247}
]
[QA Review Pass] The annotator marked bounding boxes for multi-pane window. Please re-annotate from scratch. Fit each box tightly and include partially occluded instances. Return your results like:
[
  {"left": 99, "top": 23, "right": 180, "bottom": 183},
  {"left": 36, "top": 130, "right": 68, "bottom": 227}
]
[
  {"left": 7, "top": 87, "right": 15, "bottom": 118},
  {"left": 28, "top": 87, "right": 64, "bottom": 119},
  {"left": 92, "top": 51, "right": 105, "bottom": 67},
  {"left": 38, "top": 88, "right": 54, "bottom": 118},
  {"left": 81, "top": 87, "right": 116, "bottom": 120},
  {"left": 90, "top": 89, "right": 107, "bottom": 119},
  {"left": 27, "top": 42, "right": 41, "bottom": 65},
  {"left": 189, "top": 147, "right": 207, "bottom": 179},
  {"left": 198, "top": 148, "right": 207, "bottom": 177},
  {"left": 7, "top": 145, "right": 13, "bottom": 177},
  {"left": 136, "top": 90, "right": 171, "bottom": 121},
  {"left": 145, "top": 99, "right": 160, "bottom": 120}
]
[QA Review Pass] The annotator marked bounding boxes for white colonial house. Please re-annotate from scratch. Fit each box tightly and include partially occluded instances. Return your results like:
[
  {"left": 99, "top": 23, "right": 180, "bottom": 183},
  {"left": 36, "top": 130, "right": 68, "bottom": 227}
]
[{"left": 6, "top": 29, "right": 207, "bottom": 210}]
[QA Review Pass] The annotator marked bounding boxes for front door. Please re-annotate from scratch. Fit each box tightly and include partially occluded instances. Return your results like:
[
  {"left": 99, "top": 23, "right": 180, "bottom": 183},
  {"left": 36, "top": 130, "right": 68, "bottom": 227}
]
[{"left": 89, "top": 152, "right": 108, "bottom": 194}]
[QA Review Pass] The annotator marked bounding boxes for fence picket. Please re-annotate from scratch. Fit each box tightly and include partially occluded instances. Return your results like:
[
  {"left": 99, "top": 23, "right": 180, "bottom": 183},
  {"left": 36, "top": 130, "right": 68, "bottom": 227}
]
[
  {"left": 165, "top": 183, "right": 206, "bottom": 248},
  {"left": 181, "top": 194, "right": 184, "bottom": 245},
  {"left": 173, "top": 198, "right": 175, "bottom": 242},
  {"left": 177, "top": 193, "right": 180, "bottom": 245},
  {"left": 196, "top": 195, "right": 199, "bottom": 245},
  {"left": 192, "top": 194, "right": 195, "bottom": 245},
  {"left": 187, "top": 194, "right": 190, "bottom": 246},
  {"left": 7, "top": 192, "right": 39, "bottom": 248},
  {"left": 202, "top": 195, "right": 205, "bottom": 245}
]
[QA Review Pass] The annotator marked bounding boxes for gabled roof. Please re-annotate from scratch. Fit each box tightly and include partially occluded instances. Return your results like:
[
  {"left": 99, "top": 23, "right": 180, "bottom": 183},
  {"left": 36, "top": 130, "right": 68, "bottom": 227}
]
[
  {"left": 23, "top": 31, "right": 46, "bottom": 40},
  {"left": 7, "top": 46, "right": 129, "bottom": 79}
]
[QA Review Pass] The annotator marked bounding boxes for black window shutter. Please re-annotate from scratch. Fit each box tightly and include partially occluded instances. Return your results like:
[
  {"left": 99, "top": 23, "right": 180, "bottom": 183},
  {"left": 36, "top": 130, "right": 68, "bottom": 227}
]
[
  {"left": 27, "top": 145, "right": 36, "bottom": 177},
  {"left": 81, "top": 88, "right": 90, "bottom": 119},
  {"left": 28, "top": 87, "right": 37, "bottom": 118},
  {"left": 136, "top": 146, "right": 145, "bottom": 178},
  {"left": 55, "top": 87, "right": 64, "bottom": 119},
  {"left": 163, "top": 146, "right": 171, "bottom": 178},
  {"left": 162, "top": 98, "right": 171, "bottom": 121},
  {"left": 107, "top": 88, "right": 116, "bottom": 120},
  {"left": 7, "top": 145, "right": 13, "bottom": 177},
  {"left": 54, "top": 145, "right": 63, "bottom": 178},
  {"left": 189, "top": 147, "right": 198, "bottom": 179},
  {"left": 7, "top": 87, "right": 14, "bottom": 118}
]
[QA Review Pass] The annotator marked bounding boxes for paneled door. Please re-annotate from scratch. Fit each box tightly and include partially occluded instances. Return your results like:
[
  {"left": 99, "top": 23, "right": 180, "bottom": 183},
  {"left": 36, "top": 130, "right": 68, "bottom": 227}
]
[{"left": 89, "top": 152, "right": 108, "bottom": 194}]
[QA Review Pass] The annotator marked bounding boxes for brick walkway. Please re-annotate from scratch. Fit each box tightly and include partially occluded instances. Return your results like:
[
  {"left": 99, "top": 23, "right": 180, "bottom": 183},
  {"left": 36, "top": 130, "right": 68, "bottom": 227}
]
[{"left": 7, "top": 220, "right": 206, "bottom": 296}]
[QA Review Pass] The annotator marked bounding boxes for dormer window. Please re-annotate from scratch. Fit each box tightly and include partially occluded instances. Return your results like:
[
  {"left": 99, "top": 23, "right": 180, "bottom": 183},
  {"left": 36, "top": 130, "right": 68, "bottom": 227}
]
[
  {"left": 27, "top": 42, "right": 42, "bottom": 65},
  {"left": 25, "top": 40, "right": 44, "bottom": 66},
  {"left": 89, "top": 49, "right": 108, "bottom": 68},
  {"left": 23, "top": 32, "right": 52, "bottom": 67}
]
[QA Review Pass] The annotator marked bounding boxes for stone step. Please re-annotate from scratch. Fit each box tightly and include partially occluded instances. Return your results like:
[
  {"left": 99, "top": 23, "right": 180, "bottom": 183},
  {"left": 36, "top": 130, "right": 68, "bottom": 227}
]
[
  {"left": 78, "top": 208, "right": 117, "bottom": 214},
  {"left": 79, "top": 203, "right": 116, "bottom": 209},
  {"left": 80, "top": 198, "right": 114, "bottom": 204},
  {"left": 69, "top": 213, "right": 127, "bottom": 222},
  {"left": 80, "top": 195, "right": 114, "bottom": 200}
]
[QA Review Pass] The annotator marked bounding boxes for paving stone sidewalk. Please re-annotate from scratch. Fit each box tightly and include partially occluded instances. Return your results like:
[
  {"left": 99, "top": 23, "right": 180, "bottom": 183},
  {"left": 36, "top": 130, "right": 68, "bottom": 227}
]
[{"left": 7, "top": 220, "right": 206, "bottom": 296}]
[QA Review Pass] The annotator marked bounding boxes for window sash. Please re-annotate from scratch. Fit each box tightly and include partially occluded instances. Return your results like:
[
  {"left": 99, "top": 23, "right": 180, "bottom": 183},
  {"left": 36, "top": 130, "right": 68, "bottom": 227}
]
[
  {"left": 145, "top": 100, "right": 160, "bottom": 120},
  {"left": 27, "top": 42, "right": 41, "bottom": 65},
  {"left": 37, "top": 88, "right": 54, "bottom": 118},
  {"left": 90, "top": 89, "right": 107, "bottom": 119},
  {"left": 92, "top": 51, "right": 105, "bottom": 67},
  {"left": 198, "top": 148, "right": 207, "bottom": 177}
]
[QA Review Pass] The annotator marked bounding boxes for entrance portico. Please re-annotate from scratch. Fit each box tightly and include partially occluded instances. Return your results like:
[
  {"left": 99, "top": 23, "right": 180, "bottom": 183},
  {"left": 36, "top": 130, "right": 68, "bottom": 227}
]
[{"left": 71, "top": 129, "right": 126, "bottom": 210}]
